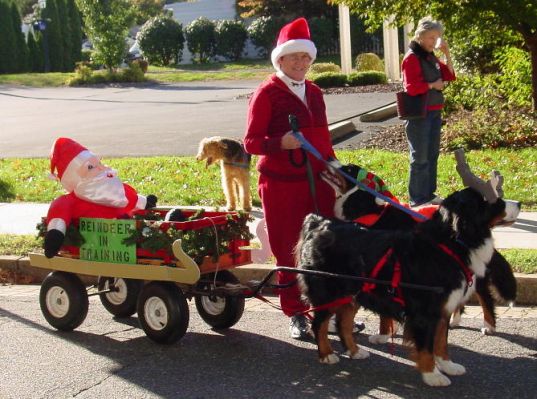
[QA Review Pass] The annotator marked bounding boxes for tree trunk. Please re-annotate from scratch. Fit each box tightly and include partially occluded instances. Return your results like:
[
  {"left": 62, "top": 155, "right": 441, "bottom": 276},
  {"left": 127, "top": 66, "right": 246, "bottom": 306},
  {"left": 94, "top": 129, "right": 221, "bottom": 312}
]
[{"left": 524, "top": 34, "right": 537, "bottom": 112}]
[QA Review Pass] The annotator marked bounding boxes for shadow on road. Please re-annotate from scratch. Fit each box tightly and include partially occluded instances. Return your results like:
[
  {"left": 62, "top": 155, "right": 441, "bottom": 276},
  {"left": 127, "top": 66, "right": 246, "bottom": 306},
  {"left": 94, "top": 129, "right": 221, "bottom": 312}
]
[{"left": 1, "top": 304, "right": 536, "bottom": 398}]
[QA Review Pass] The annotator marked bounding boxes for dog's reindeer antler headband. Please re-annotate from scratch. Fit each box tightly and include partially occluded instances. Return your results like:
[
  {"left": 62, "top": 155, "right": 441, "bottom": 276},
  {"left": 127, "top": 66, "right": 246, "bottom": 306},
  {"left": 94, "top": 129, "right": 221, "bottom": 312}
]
[{"left": 454, "top": 149, "right": 502, "bottom": 203}]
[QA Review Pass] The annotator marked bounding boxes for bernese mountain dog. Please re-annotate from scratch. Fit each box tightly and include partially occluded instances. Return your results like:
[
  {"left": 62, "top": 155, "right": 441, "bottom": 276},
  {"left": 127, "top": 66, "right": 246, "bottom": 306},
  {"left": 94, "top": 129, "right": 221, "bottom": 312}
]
[
  {"left": 327, "top": 163, "right": 518, "bottom": 336},
  {"left": 296, "top": 155, "right": 520, "bottom": 387}
]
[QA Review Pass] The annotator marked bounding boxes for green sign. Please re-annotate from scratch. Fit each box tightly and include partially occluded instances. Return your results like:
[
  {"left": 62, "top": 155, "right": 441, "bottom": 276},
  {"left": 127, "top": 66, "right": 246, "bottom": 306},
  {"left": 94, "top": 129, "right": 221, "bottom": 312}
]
[{"left": 79, "top": 218, "right": 136, "bottom": 264}]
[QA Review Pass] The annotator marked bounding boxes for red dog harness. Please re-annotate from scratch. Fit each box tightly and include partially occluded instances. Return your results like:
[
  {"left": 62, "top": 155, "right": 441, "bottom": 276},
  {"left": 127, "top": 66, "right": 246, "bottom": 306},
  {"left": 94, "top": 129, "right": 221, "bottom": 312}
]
[{"left": 362, "top": 248, "right": 405, "bottom": 306}]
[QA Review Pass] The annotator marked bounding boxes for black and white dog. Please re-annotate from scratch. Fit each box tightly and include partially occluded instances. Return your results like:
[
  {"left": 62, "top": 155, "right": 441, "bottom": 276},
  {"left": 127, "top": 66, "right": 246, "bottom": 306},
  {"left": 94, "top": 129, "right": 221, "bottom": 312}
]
[
  {"left": 297, "top": 151, "right": 520, "bottom": 387},
  {"left": 326, "top": 163, "right": 518, "bottom": 336}
]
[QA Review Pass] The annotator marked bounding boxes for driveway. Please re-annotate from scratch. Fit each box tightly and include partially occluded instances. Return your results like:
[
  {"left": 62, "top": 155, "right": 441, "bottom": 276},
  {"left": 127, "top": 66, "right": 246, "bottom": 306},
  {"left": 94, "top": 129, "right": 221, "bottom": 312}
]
[{"left": 0, "top": 81, "right": 396, "bottom": 158}]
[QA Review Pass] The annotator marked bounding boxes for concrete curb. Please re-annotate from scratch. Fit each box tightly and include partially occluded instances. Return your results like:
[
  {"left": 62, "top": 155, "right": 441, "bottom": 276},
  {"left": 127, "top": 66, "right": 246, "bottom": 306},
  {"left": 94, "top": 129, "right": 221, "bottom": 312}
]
[
  {"left": 359, "top": 102, "right": 397, "bottom": 122},
  {"left": 329, "top": 120, "right": 357, "bottom": 141},
  {"left": 1, "top": 256, "right": 536, "bottom": 305}
]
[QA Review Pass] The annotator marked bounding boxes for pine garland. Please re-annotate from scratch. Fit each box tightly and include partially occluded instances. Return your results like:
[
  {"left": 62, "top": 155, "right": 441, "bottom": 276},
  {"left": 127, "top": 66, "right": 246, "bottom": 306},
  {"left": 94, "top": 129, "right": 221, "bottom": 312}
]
[
  {"left": 37, "top": 209, "right": 254, "bottom": 265},
  {"left": 123, "top": 209, "right": 253, "bottom": 264}
]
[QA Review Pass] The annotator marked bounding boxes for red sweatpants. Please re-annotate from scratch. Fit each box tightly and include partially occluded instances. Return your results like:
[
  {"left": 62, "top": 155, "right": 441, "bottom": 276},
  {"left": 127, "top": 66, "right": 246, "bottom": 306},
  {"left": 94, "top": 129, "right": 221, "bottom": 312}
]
[{"left": 258, "top": 174, "right": 335, "bottom": 316}]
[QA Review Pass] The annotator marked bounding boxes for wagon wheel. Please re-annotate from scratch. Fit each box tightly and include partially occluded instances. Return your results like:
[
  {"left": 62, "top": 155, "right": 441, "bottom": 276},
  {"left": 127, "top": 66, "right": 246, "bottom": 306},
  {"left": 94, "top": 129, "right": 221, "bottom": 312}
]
[
  {"left": 98, "top": 277, "right": 142, "bottom": 318},
  {"left": 39, "top": 271, "right": 89, "bottom": 331},
  {"left": 137, "top": 282, "right": 189, "bottom": 344},
  {"left": 195, "top": 270, "right": 245, "bottom": 329}
]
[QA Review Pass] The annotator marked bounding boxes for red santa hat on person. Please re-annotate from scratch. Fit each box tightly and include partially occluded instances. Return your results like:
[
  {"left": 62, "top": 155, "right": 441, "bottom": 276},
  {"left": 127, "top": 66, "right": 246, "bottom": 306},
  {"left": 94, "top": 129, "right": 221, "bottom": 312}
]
[
  {"left": 270, "top": 17, "right": 317, "bottom": 71},
  {"left": 49, "top": 137, "right": 94, "bottom": 193}
]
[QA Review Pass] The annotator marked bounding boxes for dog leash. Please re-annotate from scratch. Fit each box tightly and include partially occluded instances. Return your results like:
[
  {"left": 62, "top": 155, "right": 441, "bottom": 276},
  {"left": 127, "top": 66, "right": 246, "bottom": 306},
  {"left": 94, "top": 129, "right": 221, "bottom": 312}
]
[
  {"left": 289, "top": 129, "right": 428, "bottom": 222},
  {"left": 288, "top": 115, "right": 320, "bottom": 214}
]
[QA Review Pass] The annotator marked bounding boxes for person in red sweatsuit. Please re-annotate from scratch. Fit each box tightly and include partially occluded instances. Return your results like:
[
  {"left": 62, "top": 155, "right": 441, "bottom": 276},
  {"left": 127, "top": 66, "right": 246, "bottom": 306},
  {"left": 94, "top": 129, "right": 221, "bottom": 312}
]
[
  {"left": 244, "top": 18, "right": 344, "bottom": 340},
  {"left": 401, "top": 17, "right": 456, "bottom": 207}
]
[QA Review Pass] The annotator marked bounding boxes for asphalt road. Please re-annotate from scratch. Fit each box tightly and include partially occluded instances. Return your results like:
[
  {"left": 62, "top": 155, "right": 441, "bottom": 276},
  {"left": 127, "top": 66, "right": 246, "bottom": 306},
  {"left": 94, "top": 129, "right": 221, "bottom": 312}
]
[
  {"left": 1, "top": 285, "right": 536, "bottom": 399},
  {"left": 0, "top": 82, "right": 397, "bottom": 158}
]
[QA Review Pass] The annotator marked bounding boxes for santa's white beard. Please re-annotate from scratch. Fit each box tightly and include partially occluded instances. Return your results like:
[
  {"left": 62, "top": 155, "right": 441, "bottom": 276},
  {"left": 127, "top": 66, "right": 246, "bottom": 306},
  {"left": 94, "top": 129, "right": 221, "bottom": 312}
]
[{"left": 74, "top": 170, "right": 128, "bottom": 208}]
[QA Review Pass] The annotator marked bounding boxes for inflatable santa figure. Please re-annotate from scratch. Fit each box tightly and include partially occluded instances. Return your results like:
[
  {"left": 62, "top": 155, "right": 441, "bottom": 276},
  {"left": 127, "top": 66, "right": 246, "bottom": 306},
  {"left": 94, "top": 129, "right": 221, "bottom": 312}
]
[{"left": 44, "top": 137, "right": 157, "bottom": 258}]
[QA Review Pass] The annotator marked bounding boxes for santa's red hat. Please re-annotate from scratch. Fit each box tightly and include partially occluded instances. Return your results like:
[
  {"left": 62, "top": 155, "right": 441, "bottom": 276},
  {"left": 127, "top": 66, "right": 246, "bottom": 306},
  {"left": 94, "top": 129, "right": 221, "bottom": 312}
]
[
  {"left": 271, "top": 17, "right": 317, "bottom": 71},
  {"left": 50, "top": 137, "right": 94, "bottom": 192}
]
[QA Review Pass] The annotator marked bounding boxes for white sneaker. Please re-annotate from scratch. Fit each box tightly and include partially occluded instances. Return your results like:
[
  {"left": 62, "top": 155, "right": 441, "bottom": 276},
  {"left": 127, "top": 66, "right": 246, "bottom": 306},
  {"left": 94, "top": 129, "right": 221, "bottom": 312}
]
[
  {"left": 327, "top": 316, "right": 366, "bottom": 334},
  {"left": 430, "top": 195, "right": 444, "bottom": 205},
  {"left": 289, "top": 315, "right": 313, "bottom": 340},
  {"left": 411, "top": 195, "right": 443, "bottom": 208}
]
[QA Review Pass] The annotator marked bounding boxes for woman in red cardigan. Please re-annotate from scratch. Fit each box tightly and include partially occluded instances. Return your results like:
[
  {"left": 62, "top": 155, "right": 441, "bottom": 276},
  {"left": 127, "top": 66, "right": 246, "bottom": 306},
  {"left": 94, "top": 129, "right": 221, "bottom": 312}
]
[
  {"left": 244, "top": 18, "right": 342, "bottom": 340},
  {"left": 401, "top": 17, "right": 456, "bottom": 207}
]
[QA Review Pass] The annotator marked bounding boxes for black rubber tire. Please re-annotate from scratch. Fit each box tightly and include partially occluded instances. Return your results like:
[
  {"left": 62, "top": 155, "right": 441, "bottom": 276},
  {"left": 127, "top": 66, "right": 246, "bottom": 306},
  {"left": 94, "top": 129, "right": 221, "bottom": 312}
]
[
  {"left": 98, "top": 277, "right": 142, "bottom": 318},
  {"left": 39, "top": 271, "right": 89, "bottom": 331},
  {"left": 195, "top": 270, "right": 245, "bottom": 329},
  {"left": 137, "top": 282, "right": 189, "bottom": 344}
]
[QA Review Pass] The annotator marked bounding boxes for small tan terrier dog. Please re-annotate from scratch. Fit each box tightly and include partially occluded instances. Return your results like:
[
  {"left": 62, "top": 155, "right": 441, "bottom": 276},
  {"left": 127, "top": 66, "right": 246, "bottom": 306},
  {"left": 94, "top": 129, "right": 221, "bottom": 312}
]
[{"left": 196, "top": 136, "right": 252, "bottom": 211}]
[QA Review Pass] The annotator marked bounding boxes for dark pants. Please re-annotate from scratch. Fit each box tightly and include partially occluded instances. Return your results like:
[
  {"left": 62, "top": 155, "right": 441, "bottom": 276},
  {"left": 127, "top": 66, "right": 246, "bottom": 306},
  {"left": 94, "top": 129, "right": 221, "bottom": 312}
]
[{"left": 405, "top": 110, "right": 442, "bottom": 206}]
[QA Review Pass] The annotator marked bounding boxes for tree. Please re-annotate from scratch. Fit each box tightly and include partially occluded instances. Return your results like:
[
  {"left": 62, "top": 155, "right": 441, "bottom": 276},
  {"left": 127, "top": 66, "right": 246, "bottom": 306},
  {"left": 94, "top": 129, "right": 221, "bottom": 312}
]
[
  {"left": 184, "top": 17, "right": 216, "bottom": 63},
  {"left": 330, "top": 0, "right": 537, "bottom": 111},
  {"left": 0, "top": 0, "right": 17, "bottom": 73},
  {"left": 76, "top": 0, "right": 135, "bottom": 72},
  {"left": 237, "top": 0, "right": 332, "bottom": 19},
  {"left": 57, "top": 0, "right": 73, "bottom": 71},
  {"left": 10, "top": 2, "right": 29, "bottom": 72},
  {"left": 214, "top": 20, "right": 247, "bottom": 61},
  {"left": 66, "top": 0, "right": 83, "bottom": 67},
  {"left": 27, "top": 30, "right": 44, "bottom": 72},
  {"left": 131, "top": 0, "right": 165, "bottom": 26},
  {"left": 42, "top": 0, "right": 64, "bottom": 72},
  {"left": 138, "top": 15, "right": 184, "bottom": 66},
  {"left": 247, "top": 15, "right": 283, "bottom": 57}
]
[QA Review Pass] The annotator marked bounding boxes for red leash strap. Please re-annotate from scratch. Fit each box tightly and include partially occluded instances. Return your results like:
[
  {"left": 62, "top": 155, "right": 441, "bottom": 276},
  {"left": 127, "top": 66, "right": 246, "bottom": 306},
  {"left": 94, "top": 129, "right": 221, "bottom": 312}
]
[
  {"left": 362, "top": 248, "right": 405, "bottom": 306},
  {"left": 300, "top": 296, "right": 354, "bottom": 320},
  {"left": 362, "top": 248, "right": 394, "bottom": 293},
  {"left": 437, "top": 243, "right": 474, "bottom": 286}
]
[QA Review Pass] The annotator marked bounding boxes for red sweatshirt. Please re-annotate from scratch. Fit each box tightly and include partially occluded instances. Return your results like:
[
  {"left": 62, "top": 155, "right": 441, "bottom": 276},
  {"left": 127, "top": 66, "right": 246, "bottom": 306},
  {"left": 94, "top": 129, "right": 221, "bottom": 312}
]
[
  {"left": 402, "top": 53, "right": 456, "bottom": 110},
  {"left": 244, "top": 74, "right": 335, "bottom": 181}
]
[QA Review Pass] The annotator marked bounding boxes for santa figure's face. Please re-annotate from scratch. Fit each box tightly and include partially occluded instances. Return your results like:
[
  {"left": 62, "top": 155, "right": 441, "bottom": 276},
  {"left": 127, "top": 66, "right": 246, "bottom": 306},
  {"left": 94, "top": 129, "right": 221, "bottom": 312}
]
[{"left": 73, "top": 156, "right": 128, "bottom": 208}]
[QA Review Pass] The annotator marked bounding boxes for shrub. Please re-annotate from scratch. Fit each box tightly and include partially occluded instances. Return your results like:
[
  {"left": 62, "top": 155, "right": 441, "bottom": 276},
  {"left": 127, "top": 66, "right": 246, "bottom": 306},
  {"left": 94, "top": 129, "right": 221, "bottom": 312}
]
[
  {"left": 247, "top": 16, "right": 283, "bottom": 57},
  {"left": 494, "top": 47, "right": 532, "bottom": 109},
  {"left": 120, "top": 62, "right": 146, "bottom": 82},
  {"left": 355, "top": 52, "right": 384, "bottom": 72},
  {"left": 347, "top": 71, "right": 387, "bottom": 86},
  {"left": 443, "top": 74, "right": 499, "bottom": 112},
  {"left": 80, "top": 49, "right": 93, "bottom": 63},
  {"left": 442, "top": 108, "right": 537, "bottom": 151},
  {"left": 310, "top": 72, "right": 347, "bottom": 88},
  {"left": 138, "top": 15, "right": 184, "bottom": 66},
  {"left": 309, "top": 17, "right": 337, "bottom": 56},
  {"left": 184, "top": 17, "right": 216, "bottom": 63},
  {"left": 131, "top": 58, "right": 148, "bottom": 73},
  {"left": 444, "top": 46, "right": 531, "bottom": 113},
  {"left": 214, "top": 20, "right": 247, "bottom": 61},
  {"left": 67, "top": 63, "right": 146, "bottom": 85},
  {"left": 308, "top": 62, "right": 340, "bottom": 75},
  {"left": 72, "top": 62, "right": 93, "bottom": 82}
]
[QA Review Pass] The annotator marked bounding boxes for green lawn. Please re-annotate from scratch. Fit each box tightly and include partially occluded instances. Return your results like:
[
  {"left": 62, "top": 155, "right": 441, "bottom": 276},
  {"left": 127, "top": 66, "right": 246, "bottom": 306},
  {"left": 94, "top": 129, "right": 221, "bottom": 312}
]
[{"left": 1, "top": 148, "right": 535, "bottom": 208}]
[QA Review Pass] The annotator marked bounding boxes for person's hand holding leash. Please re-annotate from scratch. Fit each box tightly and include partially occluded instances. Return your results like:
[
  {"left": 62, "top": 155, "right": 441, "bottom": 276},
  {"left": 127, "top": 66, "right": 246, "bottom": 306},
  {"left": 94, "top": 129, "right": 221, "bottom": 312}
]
[{"left": 281, "top": 131, "right": 302, "bottom": 150}]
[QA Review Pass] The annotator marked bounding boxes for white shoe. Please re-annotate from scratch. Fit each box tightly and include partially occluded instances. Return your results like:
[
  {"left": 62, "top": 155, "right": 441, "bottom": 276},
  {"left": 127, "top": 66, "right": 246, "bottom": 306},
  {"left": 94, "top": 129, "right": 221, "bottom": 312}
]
[
  {"left": 411, "top": 195, "right": 443, "bottom": 208},
  {"left": 430, "top": 195, "right": 444, "bottom": 205},
  {"left": 289, "top": 315, "right": 313, "bottom": 340},
  {"left": 327, "top": 316, "right": 365, "bottom": 334}
]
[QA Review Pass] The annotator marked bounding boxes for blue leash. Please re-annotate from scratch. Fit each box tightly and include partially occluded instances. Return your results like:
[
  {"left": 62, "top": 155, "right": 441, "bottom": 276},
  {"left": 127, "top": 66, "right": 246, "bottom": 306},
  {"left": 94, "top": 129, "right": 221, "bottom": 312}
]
[{"left": 290, "top": 131, "right": 428, "bottom": 222}]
